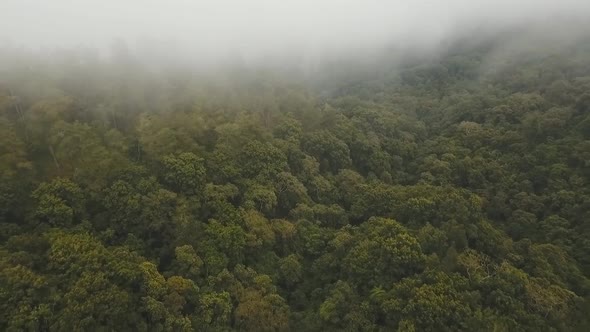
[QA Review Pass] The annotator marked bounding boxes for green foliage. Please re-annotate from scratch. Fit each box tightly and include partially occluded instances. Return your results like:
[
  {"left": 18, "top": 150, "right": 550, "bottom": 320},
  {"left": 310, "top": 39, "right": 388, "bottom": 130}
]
[
  {"left": 1, "top": 37, "right": 590, "bottom": 331},
  {"left": 32, "top": 178, "right": 85, "bottom": 227},
  {"left": 161, "top": 152, "right": 206, "bottom": 195}
]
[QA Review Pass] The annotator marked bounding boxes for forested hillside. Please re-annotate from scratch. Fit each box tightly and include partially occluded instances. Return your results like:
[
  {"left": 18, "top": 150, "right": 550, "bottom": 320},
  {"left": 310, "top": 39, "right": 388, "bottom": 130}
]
[{"left": 1, "top": 35, "right": 590, "bottom": 331}]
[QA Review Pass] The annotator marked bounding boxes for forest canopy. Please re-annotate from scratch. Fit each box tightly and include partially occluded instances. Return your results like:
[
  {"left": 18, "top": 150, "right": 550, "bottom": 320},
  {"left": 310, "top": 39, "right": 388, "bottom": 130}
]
[{"left": 1, "top": 28, "right": 590, "bottom": 331}]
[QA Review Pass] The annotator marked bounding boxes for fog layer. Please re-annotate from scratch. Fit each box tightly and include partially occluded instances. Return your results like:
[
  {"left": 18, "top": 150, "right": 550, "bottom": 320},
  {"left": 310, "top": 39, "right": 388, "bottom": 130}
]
[{"left": 2, "top": 0, "right": 590, "bottom": 64}]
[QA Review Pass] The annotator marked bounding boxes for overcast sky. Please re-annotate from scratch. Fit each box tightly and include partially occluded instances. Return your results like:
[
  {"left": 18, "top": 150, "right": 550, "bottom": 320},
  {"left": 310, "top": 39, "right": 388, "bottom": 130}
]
[{"left": 1, "top": 0, "right": 589, "bottom": 61}]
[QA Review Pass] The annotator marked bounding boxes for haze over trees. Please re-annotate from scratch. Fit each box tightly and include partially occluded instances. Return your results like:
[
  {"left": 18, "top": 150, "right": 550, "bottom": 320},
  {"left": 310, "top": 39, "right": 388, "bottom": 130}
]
[{"left": 1, "top": 1, "right": 590, "bottom": 331}]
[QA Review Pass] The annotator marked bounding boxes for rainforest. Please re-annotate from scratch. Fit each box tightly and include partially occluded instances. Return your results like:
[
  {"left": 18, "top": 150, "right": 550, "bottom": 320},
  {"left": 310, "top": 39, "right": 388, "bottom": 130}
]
[{"left": 1, "top": 6, "right": 590, "bottom": 331}]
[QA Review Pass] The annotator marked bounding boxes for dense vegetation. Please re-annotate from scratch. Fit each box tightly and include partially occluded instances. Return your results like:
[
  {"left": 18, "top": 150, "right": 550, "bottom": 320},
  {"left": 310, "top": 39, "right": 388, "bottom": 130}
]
[{"left": 1, "top": 34, "right": 590, "bottom": 331}]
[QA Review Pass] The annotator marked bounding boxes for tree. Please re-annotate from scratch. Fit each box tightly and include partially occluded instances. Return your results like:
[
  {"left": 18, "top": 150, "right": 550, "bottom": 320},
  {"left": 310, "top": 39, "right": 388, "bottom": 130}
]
[
  {"left": 32, "top": 178, "right": 85, "bottom": 227},
  {"left": 342, "top": 217, "right": 426, "bottom": 288},
  {"left": 302, "top": 131, "right": 352, "bottom": 173},
  {"left": 161, "top": 152, "right": 206, "bottom": 195}
]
